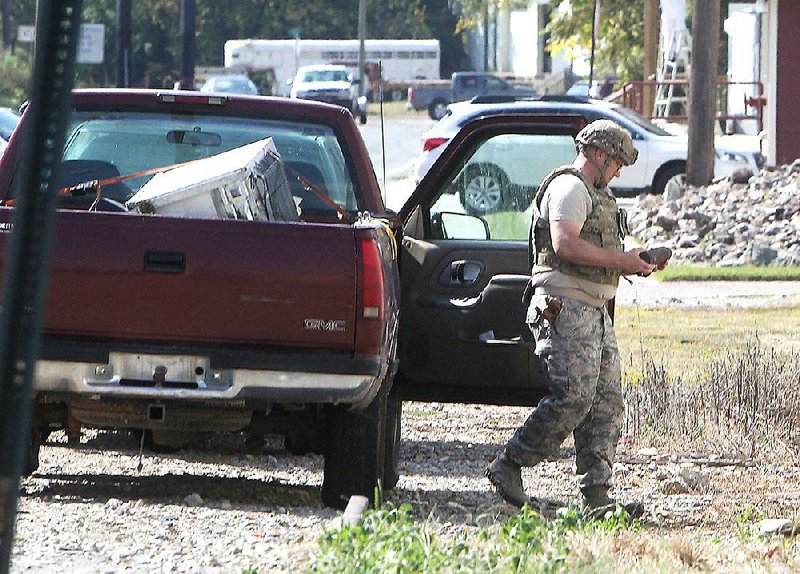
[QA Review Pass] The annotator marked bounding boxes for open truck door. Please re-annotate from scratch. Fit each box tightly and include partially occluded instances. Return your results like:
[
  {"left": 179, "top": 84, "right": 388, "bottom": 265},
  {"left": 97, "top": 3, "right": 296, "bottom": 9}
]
[{"left": 397, "top": 114, "right": 587, "bottom": 407}]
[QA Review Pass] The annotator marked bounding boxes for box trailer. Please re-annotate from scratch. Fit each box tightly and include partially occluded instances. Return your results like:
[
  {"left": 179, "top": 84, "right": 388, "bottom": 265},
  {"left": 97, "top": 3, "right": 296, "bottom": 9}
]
[{"left": 224, "top": 38, "right": 440, "bottom": 100}]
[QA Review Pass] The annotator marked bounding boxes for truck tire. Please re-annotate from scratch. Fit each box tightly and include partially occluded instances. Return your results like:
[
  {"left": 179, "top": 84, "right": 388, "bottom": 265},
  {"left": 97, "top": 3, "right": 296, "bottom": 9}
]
[
  {"left": 24, "top": 429, "right": 41, "bottom": 476},
  {"left": 383, "top": 387, "right": 402, "bottom": 490},
  {"left": 428, "top": 99, "right": 448, "bottom": 121},
  {"left": 459, "top": 163, "right": 508, "bottom": 215},
  {"left": 321, "top": 384, "right": 388, "bottom": 509}
]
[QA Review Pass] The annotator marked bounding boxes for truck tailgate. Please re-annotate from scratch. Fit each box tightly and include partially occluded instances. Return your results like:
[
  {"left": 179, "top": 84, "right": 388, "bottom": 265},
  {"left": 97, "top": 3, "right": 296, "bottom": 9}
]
[{"left": 1, "top": 209, "right": 357, "bottom": 350}]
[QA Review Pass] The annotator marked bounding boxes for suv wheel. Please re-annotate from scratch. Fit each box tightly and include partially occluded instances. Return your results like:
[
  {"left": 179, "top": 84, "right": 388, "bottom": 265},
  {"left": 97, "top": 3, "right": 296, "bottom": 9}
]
[
  {"left": 652, "top": 164, "right": 687, "bottom": 196},
  {"left": 460, "top": 164, "right": 507, "bottom": 215}
]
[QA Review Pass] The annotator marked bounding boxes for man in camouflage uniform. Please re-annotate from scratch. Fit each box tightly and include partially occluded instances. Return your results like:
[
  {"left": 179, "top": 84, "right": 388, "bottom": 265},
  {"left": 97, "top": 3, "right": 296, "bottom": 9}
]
[{"left": 486, "top": 119, "right": 661, "bottom": 517}]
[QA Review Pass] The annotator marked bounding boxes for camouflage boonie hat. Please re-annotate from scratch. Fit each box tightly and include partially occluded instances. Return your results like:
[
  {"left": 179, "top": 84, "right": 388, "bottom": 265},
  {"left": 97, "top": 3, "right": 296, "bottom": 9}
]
[{"left": 576, "top": 119, "right": 638, "bottom": 166}]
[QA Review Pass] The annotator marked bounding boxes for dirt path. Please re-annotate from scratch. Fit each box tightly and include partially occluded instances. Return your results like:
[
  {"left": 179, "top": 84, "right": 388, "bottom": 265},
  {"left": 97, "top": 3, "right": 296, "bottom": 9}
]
[{"left": 616, "top": 278, "right": 800, "bottom": 308}]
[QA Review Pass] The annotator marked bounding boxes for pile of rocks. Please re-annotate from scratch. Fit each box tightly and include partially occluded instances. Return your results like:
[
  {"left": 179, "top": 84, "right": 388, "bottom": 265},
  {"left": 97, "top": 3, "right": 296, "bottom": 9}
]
[{"left": 628, "top": 160, "right": 800, "bottom": 266}]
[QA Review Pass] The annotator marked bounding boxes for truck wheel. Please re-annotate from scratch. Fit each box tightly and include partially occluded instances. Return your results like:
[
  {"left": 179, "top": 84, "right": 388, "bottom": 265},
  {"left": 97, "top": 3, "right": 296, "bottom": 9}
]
[
  {"left": 459, "top": 164, "right": 508, "bottom": 215},
  {"left": 428, "top": 100, "right": 448, "bottom": 121},
  {"left": 321, "top": 384, "right": 387, "bottom": 509},
  {"left": 383, "top": 387, "right": 402, "bottom": 490},
  {"left": 25, "top": 429, "right": 41, "bottom": 476},
  {"left": 284, "top": 406, "right": 325, "bottom": 455}
]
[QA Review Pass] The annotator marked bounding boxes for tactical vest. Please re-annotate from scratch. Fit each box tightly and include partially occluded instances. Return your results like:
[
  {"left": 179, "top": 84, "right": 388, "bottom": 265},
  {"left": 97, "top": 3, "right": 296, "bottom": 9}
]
[{"left": 529, "top": 166, "right": 627, "bottom": 286}]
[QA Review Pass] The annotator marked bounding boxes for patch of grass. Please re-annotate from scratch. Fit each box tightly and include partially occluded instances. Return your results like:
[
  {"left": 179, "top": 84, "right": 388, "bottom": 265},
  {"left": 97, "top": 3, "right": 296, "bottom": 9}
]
[
  {"left": 616, "top": 306, "right": 800, "bottom": 379},
  {"left": 308, "top": 503, "right": 643, "bottom": 574},
  {"left": 366, "top": 100, "right": 427, "bottom": 118},
  {"left": 657, "top": 264, "right": 800, "bottom": 281}
]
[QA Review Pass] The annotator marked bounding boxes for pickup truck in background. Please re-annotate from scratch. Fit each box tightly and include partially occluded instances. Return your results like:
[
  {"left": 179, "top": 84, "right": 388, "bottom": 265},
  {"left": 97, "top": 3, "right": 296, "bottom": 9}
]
[
  {"left": 407, "top": 71, "right": 537, "bottom": 120},
  {"left": 4, "top": 87, "right": 589, "bottom": 510}
]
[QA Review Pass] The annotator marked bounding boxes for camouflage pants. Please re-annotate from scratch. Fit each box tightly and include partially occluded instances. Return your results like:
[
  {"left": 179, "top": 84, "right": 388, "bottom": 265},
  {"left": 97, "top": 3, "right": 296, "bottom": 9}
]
[{"left": 504, "top": 295, "right": 623, "bottom": 493}]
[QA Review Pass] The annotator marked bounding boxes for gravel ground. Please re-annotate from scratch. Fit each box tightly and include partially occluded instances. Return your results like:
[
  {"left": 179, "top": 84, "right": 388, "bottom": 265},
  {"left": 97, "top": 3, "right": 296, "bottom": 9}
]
[
  {"left": 10, "top": 281, "right": 800, "bottom": 573},
  {"left": 13, "top": 403, "right": 800, "bottom": 573}
]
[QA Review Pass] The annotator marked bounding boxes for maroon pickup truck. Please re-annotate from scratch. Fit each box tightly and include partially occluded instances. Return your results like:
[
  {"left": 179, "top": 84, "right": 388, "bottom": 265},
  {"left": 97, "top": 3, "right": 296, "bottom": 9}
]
[
  {"left": 1, "top": 90, "right": 401, "bottom": 508},
  {"left": 1, "top": 88, "right": 585, "bottom": 508}
]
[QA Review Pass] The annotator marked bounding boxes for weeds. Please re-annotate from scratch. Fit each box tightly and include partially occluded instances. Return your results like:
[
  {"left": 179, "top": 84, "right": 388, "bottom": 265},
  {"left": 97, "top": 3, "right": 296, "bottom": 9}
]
[
  {"left": 623, "top": 337, "right": 800, "bottom": 458},
  {"left": 308, "top": 503, "right": 643, "bottom": 573}
]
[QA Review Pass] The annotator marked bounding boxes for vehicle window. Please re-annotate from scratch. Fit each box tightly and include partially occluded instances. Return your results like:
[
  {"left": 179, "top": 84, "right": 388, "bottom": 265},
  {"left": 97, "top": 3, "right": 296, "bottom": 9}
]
[
  {"left": 428, "top": 133, "right": 577, "bottom": 240},
  {"left": 611, "top": 105, "right": 672, "bottom": 136},
  {"left": 485, "top": 76, "right": 506, "bottom": 90},
  {"left": 60, "top": 111, "right": 359, "bottom": 219}
]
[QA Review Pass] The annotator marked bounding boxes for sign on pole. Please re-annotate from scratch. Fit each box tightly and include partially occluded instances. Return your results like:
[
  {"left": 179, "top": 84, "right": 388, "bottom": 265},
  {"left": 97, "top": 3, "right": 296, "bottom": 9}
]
[
  {"left": 77, "top": 24, "right": 105, "bottom": 64},
  {"left": 17, "top": 23, "right": 104, "bottom": 65},
  {"left": 17, "top": 25, "right": 35, "bottom": 43}
]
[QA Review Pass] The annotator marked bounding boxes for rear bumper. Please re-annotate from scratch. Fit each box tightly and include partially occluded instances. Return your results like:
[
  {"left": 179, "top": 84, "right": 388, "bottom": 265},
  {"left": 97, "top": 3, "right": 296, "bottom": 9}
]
[{"left": 34, "top": 343, "right": 387, "bottom": 407}]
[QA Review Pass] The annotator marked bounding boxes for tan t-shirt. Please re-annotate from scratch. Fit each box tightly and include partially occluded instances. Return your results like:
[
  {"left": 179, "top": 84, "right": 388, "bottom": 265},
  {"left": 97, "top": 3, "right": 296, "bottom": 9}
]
[{"left": 531, "top": 172, "right": 618, "bottom": 308}]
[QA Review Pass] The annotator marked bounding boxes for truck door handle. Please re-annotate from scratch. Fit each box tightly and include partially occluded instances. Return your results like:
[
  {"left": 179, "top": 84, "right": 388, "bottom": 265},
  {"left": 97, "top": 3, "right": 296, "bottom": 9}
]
[
  {"left": 443, "top": 260, "right": 483, "bottom": 286},
  {"left": 144, "top": 251, "right": 185, "bottom": 274}
]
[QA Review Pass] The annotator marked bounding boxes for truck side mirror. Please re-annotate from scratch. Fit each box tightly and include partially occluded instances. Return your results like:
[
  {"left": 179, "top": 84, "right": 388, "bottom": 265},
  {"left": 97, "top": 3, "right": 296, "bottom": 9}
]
[{"left": 431, "top": 211, "right": 490, "bottom": 240}]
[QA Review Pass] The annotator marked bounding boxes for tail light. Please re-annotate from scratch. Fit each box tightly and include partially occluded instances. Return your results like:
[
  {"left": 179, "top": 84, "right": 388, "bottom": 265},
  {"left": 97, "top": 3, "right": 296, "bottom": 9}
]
[
  {"left": 407, "top": 87, "right": 414, "bottom": 103},
  {"left": 357, "top": 237, "right": 385, "bottom": 321},
  {"left": 422, "top": 137, "right": 448, "bottom": 152}
]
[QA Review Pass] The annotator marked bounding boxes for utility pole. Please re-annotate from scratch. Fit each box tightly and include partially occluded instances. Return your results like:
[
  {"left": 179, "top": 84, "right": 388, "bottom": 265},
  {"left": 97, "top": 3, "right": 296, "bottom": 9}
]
[
  {"left": 643, "top": 0, "right": 658, "bottom": 116},
  {"left": 687, "top": 0, "right": 720, "bottom": 186},
  {"left": 116, "top": 0, "right": 131, "bottom": 87},
  {"left": 179, "top": 0, "right": 196, "bottom": 90},
  {"left": 357, "top": 0, "right": 366, "bottom": 99}
]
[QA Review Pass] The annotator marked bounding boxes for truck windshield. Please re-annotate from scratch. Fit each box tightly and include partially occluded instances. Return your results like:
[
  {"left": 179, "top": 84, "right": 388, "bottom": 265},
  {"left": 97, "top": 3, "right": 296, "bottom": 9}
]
[{"left": 60, "top": 111, "right": 359, "bottom": 219}]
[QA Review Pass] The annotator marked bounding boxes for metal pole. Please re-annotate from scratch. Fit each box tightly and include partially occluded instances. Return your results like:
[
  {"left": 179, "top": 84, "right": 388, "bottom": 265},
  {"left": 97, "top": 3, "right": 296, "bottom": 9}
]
[
  {"left": 179, "top": 0, "right": 196, "bottom": 90},
  {"left": 0, "top": 1, "right": 84, "bottom": 571},
  {"left": 589, "top": 0, "right": 599, "bottom": 93},
  {"left": 116, "top": 0, "right": 132, "bottom": 87},
  {"left": 357, "top": 0, "right": 366, "bottom": 99}
]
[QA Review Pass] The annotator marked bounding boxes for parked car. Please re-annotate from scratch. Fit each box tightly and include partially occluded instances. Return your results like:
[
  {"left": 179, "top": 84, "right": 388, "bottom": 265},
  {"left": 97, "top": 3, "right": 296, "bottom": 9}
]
[
  {"left": 0, "top": 106, "right": 20, "bottom": 141},
  {"left": 406, "top": 72, "right": 538, "bottom": 120},
  {"left": 199, "top": 74, "right": 259, "bottom": 95},
  {"left": 289, "top": 64, "right": 368, "bottom": 125},
  {"left": 413, "top": 95, "right": 766, "bottom": 214},
  {"left": 0, "top": 106, "right": 20, "bottom": 155}
]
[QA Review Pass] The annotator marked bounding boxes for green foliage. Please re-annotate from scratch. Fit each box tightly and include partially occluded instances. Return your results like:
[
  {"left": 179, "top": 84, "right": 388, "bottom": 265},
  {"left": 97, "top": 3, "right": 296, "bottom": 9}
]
[
  {"left": 454, "top": 0, "right": 530, "bottom": 35},
  {"left": 309, "top": 502, "right": 641, "bottom": 573},
  {"left": 546, "top": 0, "right": 645, "bottom": 84},
  {"left": 656, "top": 264, "right": 800, "bottom": 282},
  {"left": 0, "top": 0, "right": 434, "bottom": 93},
  {"left": 0, "top": 49, "right": 31, "bottom": 109},
  {"left": 735, "top": 507, "right": 763, "bottom": 540}
]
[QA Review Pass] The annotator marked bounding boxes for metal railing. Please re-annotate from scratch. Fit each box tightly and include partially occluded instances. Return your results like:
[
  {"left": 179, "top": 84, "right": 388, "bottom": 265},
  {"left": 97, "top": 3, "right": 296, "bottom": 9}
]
[{"left": 611, "top": 80, "right": 765, "bottom": 133}]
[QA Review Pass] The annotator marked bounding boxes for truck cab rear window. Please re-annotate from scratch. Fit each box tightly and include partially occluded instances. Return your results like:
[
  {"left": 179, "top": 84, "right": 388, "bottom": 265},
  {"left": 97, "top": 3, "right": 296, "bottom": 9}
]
[{"left": 58, "top": 111, "right": 359, "bottom": 221}]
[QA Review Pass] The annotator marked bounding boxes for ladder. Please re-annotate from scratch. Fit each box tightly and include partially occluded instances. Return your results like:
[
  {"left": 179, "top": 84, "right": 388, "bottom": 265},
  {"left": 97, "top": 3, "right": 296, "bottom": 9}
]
[{"left": 653, "top": 28, "right": 692, "bottom": 118}]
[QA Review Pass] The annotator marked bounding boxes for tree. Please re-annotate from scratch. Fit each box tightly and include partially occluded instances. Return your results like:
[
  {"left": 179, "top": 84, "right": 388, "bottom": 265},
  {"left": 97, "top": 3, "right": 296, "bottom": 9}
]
[
  {"left": 546, "top": 0, "right": 645, "bottom": 83},
  {"left": 0, "top": 0, "right": 440, "bottom": 91}
]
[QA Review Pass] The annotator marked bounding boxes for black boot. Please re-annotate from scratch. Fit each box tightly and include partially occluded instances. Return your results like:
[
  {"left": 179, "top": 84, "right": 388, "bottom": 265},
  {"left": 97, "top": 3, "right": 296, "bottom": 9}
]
[
  {"left": 581, "top": 486, "right": 644, "bottom": 519},
  {"left": 485, "top": 454, "right": 529, "bottom": 508}
]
